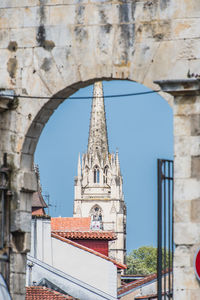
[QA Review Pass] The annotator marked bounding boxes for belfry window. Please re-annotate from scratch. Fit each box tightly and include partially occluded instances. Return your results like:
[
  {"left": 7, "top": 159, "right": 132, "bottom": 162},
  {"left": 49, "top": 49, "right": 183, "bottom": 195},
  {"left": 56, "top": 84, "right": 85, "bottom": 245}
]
[
  {"left": 103, "top": 166, "right": 108, "bottom": 183},
  {"left": 94, "top": 165, "right": 100, "bottom": 183}
]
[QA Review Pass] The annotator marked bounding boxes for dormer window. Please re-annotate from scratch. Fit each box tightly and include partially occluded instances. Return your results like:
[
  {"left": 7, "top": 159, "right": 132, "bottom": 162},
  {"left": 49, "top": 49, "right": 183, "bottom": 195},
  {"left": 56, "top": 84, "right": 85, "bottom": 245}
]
[{"left": 94, "top": 165, "right": 100, "bottom": 183}]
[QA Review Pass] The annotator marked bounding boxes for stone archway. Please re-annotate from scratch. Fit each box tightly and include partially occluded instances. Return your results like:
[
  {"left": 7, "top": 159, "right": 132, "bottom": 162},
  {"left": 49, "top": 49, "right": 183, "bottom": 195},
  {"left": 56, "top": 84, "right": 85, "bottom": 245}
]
[{"left": 0, "top": 1, "right": 199, "bottom": 299}]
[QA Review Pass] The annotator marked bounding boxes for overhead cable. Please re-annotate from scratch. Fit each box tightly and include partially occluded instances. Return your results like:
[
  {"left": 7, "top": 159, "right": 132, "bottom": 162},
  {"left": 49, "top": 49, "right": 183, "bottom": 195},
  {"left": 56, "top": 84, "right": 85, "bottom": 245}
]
[{"left": 1, "top": 90, "right": 161, "bottom": 101}]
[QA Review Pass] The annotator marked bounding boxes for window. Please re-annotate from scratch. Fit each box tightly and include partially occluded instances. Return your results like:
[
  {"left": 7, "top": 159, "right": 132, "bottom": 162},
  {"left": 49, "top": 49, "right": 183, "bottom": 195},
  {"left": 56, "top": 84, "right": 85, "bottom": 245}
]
[
  {"left": 94, "top": 165, "right": 100, "bottom": 183},
  {"left": 103, "top": 166, "right": 108, "bottom": 183},
  {"left": 90, "top": 205, "right": 103, "bottom": 230}
]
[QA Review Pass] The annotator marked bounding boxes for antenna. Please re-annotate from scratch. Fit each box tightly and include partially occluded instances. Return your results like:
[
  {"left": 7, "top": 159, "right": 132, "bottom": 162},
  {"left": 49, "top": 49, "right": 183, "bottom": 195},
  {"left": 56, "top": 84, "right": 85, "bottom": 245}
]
[{"left": 43, "top": 192, "right": 57, "bottom": 216}]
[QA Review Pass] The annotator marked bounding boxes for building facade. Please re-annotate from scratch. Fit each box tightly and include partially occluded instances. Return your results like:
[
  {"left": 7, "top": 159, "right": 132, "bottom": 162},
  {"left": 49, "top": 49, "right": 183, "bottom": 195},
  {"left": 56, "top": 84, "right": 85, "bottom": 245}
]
[{"left": 73, "top": 82, "right": 126, "bottom": 264}]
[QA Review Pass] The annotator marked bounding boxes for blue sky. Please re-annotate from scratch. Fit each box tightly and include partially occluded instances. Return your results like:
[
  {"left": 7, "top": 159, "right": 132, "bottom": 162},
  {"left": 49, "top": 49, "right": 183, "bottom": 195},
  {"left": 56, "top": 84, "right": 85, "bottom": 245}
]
[{"left": 35, "top": 80, "right": 173, "bottom": 253}]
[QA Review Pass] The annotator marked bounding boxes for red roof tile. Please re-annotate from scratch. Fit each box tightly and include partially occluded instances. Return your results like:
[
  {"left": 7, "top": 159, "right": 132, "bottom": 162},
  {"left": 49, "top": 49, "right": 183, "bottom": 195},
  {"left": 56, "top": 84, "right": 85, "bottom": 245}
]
[
  {"left": 135, "top": 294, "right": 160, "bottom": 299},
  {"left": 52, "top": 231, "right": 116, "bottom": 240},
  {"left": 118, "top": 269, "right": 171, "bottom": 296},
  {"left": 26, "top": 286, "right": 77, "bottom": 299},
  {"left": 51, "top": 232, "right": 126, "bottom": 270},
  {"left": 51, "top": 217, "right": 91, "bottom": 232},
  {"left": 32, "top": 207, "right": 46, "bottom": 216}
]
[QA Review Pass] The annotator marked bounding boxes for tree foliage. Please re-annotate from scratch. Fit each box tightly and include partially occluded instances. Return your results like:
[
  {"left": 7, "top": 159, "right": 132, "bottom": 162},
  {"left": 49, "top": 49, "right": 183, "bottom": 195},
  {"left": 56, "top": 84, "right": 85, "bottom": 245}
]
[{"left": 126, "top": 246, "right": 171, "bottom": 275}]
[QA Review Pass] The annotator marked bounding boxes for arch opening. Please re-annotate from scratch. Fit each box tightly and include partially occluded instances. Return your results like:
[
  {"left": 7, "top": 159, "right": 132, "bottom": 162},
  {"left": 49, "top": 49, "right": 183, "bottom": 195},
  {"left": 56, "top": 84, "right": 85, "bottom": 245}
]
[{"left": 21, "top": 79, "right": 173, "bottom": 261}]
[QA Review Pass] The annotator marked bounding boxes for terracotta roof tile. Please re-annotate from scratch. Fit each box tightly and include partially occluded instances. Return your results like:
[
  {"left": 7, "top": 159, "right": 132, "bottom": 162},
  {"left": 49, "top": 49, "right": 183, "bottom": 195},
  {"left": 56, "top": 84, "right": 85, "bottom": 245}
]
[
  {"left": 52, "top": 231, "right": 116, "bottom": 240},
  {"left": 51, "top": 232, "right": 126, "bottom": 270},
  {"left": 51, "top": 217, "right": 91, "bottom": 232},
  {"left": 32, "top": 208, "right": 46, "bottom": 216},
  {"left": 118, "top": 269, "right": 171, "bottom": 296},
  {"left": 26, "top": 286, "right": 77, "bottom": 299}
]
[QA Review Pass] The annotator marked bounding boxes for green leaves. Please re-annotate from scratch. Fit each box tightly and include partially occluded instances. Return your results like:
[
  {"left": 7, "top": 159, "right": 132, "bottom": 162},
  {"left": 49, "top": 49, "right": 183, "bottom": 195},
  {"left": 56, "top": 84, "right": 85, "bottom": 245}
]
[{"left": 126, "top": 246, "right": 172, "bottom": 275}]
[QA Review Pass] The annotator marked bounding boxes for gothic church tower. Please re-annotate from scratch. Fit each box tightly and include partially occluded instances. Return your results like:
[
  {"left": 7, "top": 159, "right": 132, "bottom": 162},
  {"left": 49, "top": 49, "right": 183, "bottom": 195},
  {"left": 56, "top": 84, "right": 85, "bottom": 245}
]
[{"left": 73, "top": 82, "right": 126, "bottom": 264}]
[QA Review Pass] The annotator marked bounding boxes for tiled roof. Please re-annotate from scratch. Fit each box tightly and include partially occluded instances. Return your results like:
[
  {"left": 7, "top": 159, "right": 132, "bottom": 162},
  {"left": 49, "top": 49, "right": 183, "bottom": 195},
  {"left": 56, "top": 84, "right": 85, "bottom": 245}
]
[
  {"left": 118, "top": 269, "right": 171, "bottom": 297},
  {"left": 51, "top": 232, "right": 126, "bottom": 270},
  {"left": 26, "top": 286, "right": 77, "bottom": 299},
  {"left": 52, "top": 231, "right": 116, "bottom": 240},
  {"left": 32, "top": 207, "right": 46, "bottom": 216},
  {"left": 135, "top": 294, "right": 160, "bottom": 299},
  {"left": 51, "top": 217, "right": 91, "bottom": 232},
  {"left": 118, "top": 273, "right": 158, "bottom": 296},
  {"left": 32, "top": 191, "right": 47, "bottom": 208}
]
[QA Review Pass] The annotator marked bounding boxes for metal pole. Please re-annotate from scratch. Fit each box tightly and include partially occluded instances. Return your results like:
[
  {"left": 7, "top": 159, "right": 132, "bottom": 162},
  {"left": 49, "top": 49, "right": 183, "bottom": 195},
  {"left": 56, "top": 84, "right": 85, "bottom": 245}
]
[
  {"left": 1, "top": 185, "right": 5, "bottom": 249},
  {"left": 164, "top": 162, "right": 166, "bottom": 300},
  {"left": 157, "top": 159, "right": 162, "bottom": 300}
]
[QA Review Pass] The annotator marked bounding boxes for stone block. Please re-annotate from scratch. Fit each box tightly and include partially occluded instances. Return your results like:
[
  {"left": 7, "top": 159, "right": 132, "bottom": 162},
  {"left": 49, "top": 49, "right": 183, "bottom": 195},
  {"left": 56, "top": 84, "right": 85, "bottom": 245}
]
[
  {"left": 27, "top": 121, "right": 44, "bottom": 139},
  {"left": 49, "top": 5, "right": 75, "bottom": 26},
  {"left": 174, "top": 156, "right": 191, "bottom": 178},
  {"left": 21, "top": 171, "right": 37, "bottom": 192},
  {"left": 10, "top": 28, "right": 37, "bottom": 48},
  {"left": 174, "top": 266, "right": 200, "bottom": 290},
  {"left": 191, "top": 156, "right": 200, "bottom": 179},
  {"left": 174, "top": 136, "right": 200, "bottom": 157},
  {"left": 191, "top": 114, "right": 200, "bottom": 136},
  {"left": 10, "top": 272, "right": 26, "bottom": 295},
  {"left": 0, "top": 8, "right": 24, "bottom": 29},
  {"left": 173, "top": 289, "right": 189, "bottom": 300},
  {"left": 172, "top": 19, "right": 200, "bottom": 40},
  {"left": 45, "top": 25, "right": 72, "bottom": 47},
  {"left": 174, "top": 199, "right": 190, "bottom": 222},
  {"left": 174, "top": 246, "right": 191, "bottom": 267},
  {"left": 19, "top": 192, "right": 32, "bottom": 212},
  {"left": 11, "top": 210, "right": 31, "bottom": 234},
  {"left": 21, "top": 137, "right": 37, "bottom": 156},
  {"left": 20, "top": 153, "right": 33, "bottom": 171},
  {"left": 11, "top": 231, "right": 31, "bottom": 253},
  {"left": 10, "top": 253, "right": 26, "bottom": 273},
  {"left": 191, "top": 199, "right": 200, "bottom": 223},
  {"left": 174, "top": 115, "right": 191, "bottom": 137},
  {"left": 174, "top": 178, "right": 200, "bottom": 201},
  {"left": 172, "top": 0, "right": 200, "bottom": 19},
  {"left": 0, "top": 0, "right": 39, "bottom": 8},
  {"left": 10, "top": 295, "right": 26, "bottom": 300},
  {"left": 173, "top": 96, "right": 200, "bottom": 116},
  {"left": 190, "top": 289, "right": 200, "bottom": 300},
  {"left": 174, "top": 222, "right": 200, "bottom": 245},
  {"left": 23, "top": 6, "right": 48, "bottom": 28}
]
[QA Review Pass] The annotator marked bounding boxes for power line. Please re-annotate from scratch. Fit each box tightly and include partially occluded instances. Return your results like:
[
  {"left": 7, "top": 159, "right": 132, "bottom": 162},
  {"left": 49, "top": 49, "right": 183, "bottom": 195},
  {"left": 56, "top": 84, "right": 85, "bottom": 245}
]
[{"left": 2, "top": 90, "right": 161, "bottom": 101}]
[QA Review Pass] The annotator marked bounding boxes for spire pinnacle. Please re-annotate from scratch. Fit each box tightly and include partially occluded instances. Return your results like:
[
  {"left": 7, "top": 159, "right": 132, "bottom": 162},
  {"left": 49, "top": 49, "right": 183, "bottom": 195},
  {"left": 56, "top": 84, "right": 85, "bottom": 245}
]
[
  {"left": 87, "top": 81, "right": 109, "bottom": 157},
  {"left": 77, "top": 153, "right": 81, "bottom": 179}
]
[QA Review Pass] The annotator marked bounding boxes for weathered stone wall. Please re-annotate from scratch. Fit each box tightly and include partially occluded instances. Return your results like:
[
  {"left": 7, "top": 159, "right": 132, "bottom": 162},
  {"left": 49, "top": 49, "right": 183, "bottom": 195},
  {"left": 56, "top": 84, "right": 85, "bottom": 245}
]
[{"left": 0, "top": 0, "right": 200, "bottom": 299}]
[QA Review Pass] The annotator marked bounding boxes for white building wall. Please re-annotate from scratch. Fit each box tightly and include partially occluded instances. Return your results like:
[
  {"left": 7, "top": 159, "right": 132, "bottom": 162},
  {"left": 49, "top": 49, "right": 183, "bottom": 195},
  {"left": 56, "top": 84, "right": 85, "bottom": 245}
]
[
  {"left": 30, "top": 217, "right": 52, "bottom": 265},
  {"left": 28, "top": 217, "right": 118, "bottom": 299},
  {"left": 51, "top": 237, "right": 117, "bottom": 297}
]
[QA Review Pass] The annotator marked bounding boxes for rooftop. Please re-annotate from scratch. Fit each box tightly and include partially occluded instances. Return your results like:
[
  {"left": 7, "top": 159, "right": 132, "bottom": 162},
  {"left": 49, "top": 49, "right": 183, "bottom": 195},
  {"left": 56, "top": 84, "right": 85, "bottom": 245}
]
[
  {"left": 26, "top": 286, "right": 77, "bottom": 300},
  {"left": 118, "top": 269, "right": 171, "bottom": 297},
  {"left": 51, "top": 217, "right": 91, "bottom": 232},
  {"left": 53, "top": 231, "right": 116, "bottom": 240},
  {"left": 32, "top": 191, "right": 47, "bottom": 209}
]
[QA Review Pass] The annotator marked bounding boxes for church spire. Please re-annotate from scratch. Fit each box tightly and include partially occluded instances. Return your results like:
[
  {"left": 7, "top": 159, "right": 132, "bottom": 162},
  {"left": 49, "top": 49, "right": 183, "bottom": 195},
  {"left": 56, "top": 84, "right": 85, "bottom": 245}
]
[{"left": 87, "top": 81, "right": 109, "bottom": 157}]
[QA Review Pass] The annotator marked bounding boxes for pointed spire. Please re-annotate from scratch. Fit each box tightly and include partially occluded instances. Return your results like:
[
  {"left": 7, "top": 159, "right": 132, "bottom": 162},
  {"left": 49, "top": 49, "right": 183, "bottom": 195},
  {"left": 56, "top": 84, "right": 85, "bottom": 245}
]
[
  {"left": 88, "top": 81, "right": 109, "bottom": 158},
  {"left": 77, "top": 153, "right": 81, "bottom": 179}
]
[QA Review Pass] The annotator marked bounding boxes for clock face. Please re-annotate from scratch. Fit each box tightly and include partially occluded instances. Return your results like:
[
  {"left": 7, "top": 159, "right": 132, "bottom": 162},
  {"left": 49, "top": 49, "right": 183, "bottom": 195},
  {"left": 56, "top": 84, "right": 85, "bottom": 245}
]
[{"left": 194, "top": 249, "right": 200, "bottom": 281}]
